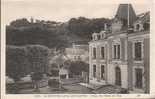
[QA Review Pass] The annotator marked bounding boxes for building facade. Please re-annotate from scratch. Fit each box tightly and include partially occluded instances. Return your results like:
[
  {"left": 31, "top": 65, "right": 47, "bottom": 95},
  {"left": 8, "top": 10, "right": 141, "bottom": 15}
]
[
  {"left": 89, "top": 4, "right": 150, "bottom": 93},
  {"left": 65, "top": 42, "right": 89, "bottom": 63}
]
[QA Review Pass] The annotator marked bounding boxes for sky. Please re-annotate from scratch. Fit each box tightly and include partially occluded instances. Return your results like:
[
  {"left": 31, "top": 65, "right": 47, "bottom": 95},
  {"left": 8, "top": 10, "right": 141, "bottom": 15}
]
[{"left": 2, "top": 0, "right": 151, "bottom": 25}]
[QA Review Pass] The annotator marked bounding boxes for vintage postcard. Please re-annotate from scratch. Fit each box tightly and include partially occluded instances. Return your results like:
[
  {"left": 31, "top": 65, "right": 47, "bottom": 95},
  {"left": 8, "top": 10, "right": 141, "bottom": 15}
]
[{"left": 1, "top": 0, "right": 155, "bottom": 99}]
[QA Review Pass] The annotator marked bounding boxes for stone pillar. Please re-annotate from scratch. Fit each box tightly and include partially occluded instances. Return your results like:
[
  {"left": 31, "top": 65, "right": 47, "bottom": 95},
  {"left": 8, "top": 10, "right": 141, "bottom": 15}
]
[
  {"left": 105, "top": 44, "right": 108, "bottom": 84},
  {"left": 89, "top": 45, "right": 93, "bottom": 81},
  {"left": 96, "top": 44, "right": 101, "bottom": 81},
  {"left": 127, "top": 41, "right": 133, "bottom": 90}
]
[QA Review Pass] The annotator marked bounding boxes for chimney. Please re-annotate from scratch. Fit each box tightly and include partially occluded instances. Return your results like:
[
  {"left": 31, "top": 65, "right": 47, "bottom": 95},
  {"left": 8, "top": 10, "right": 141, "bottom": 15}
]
[{"left": 104, "top": 23, "right": 107, "bottom": 31}]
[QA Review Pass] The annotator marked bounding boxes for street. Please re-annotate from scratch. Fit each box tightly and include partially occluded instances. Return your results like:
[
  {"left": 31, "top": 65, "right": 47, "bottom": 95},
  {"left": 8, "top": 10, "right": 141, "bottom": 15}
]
[{"left": 18, "top": 83, "right": 94, "bottom": 94}]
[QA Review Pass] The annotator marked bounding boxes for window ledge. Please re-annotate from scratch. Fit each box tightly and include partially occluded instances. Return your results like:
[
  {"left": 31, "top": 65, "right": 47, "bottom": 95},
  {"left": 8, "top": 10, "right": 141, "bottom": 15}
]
[
  {"left": 134, "top": 60, "right": 143, "bottom": 63},
  {"left": 112, "top": 59, "right": 121, "bottom": 61},
  {"left": 100, "top": 58, "right": 106, "bottom": 60},
  {"left": 92, "top": 58, "right": 97, "bottom": 60}
]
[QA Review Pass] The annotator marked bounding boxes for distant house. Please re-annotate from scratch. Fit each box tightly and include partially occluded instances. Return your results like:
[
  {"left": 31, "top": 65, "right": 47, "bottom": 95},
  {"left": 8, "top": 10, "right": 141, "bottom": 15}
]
[
  {"left": 65, "top": 42, "right": 89, "bottom": 63},
  {"left": 49, "top": 53, "right": 70, "bottom": 79},
  {"left": 89, "top": 4, "right": 150, "bottom": 93}
]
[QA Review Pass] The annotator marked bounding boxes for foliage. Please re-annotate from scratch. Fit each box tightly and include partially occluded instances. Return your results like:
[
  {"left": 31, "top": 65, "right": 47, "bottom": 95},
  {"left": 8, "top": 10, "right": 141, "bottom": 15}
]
[
  {"left": 68, "top": 17, "right": 110, "bottom": 39},
  {"left": 31, "top": 72, "right": 43, "bottom": 81},
  {"left": 6, "top": 24, "right": 70, "bottom": 50},
  {"left": 26, "top": 45, "right": 50, "bottom": 73},
  {"left": 6, "top": 45, "right": 27, "bottom": 81},
  {"left": 69, "top": 61, "right": 89, "bottom": 75},
  {"left": 6, "top": 17, "right": 110, "bottom": 49},
  {"left": 48, "top": 79, "right": 59, "bottom": 88},
  {"left": 6, "top": 45, "right": 50, "bottom": 81},
  {"left": 10, "top": 18, "right": 30, "bottom": 27},
  {"left": 63, "top": 60, "right": 71, "bottom": 69}
]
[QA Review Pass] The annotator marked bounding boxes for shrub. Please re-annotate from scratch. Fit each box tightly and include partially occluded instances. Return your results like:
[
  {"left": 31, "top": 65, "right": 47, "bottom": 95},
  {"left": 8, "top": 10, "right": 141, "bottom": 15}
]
[
  {"left": 69, "top": 61, "right": 89, "bottom": 75},
  {"left": 48, "top": 79, "right": 59, "bottom": 88},
  {"left": 26, "top": 45, "right": 50, "bottom": 73},
  {"left": 6, "top": 45, "right": 50, "bottom": 82},
  {"left": 6, "top": 45, "right": 28, "bottom": 81}
]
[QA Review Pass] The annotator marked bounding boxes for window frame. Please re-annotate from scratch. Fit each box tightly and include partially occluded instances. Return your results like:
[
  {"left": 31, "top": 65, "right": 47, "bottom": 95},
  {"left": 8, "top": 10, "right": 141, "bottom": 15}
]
[
  {"left": 92, "top": 47, "right": 97, "bottom": 59},
  {"left": 100, "top": 46, "right": 105, "bottom": 59},
  {"left": 132, "top": 66, "right": 145, "bottom": 89},
  {"left": 93, "top": 65, "right": 96, "bottom": 78},
  {"left": 112, "top": 42, "right": 121, "bottom": 60},
  {"left": 100, "top": 65, "right": 105, "bottom": 80},
  {"left": 133, "top": 40, "right": 144, "bottom": 62}
]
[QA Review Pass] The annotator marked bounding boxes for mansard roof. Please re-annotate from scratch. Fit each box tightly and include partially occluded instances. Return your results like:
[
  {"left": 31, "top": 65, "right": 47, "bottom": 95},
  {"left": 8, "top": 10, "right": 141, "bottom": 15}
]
[{"left": 114, "top": 4, "right": 137, "bottom": 25}]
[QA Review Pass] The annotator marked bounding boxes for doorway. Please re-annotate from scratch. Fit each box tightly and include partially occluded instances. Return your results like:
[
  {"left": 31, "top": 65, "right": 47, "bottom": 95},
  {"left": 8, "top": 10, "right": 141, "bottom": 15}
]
[
  {"left": 101, "top": 65, "right": 105, "bottom": 80},
  {"left": 135, "top": 68, "right": 143, "bottom": 88},
  {"left": 115, "top": 66, "right": 121, "bottom": 86}
]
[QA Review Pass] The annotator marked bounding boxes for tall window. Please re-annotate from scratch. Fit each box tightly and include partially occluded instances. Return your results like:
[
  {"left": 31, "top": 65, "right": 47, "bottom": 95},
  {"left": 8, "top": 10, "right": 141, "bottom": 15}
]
[
  {"left": 93, "top": 65, "right": 96, "bottom": 78},
  {"left": 101, "top": 65, "right": 105, "bottom": 80},
  {"left": 114, "top": 45, "right": 117, "bottom": 59},
  {"left": 93, "top": 47, "right": 96, "bottom": 59},
  {"left": 101, "top": 47, "right": 105, "bottom": 59},
  {"left": 134, "top": 42, "right": 142, "bottom": 60},
  {"left": 117, "top": 45, "right": 120, "bottom": 59},
  {"left": 113, "top": 44, "right": 121, "bottom": 59}
]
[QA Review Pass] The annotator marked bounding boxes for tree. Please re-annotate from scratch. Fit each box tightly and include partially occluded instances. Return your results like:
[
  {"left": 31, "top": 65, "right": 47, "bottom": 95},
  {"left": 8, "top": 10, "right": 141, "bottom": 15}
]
[
  {"left": 68, "top": 17, "right": 110, "bottom": 39},
  {"left": 6, "top": 45, "right": 28, "bottom": 82},
  {"left": 6, "top": 17, "right": 110, "bottom": 49},
  {"left": 26, "top": 45, "right": 50, "bottom": 73},
  {"left": 10, "top": 18, "right": 30, "bottom": 27},
  {"left": 31, "top": 72, "right": 43, "bottom": 91},
  {"left": 69, "top": 61, "right": 89, "bottom": 75}
]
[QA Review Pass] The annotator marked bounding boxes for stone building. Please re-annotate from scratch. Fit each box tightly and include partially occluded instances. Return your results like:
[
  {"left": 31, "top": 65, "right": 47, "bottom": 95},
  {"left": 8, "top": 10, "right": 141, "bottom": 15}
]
[
  {"left": 65, "top": 42, "right": 89, "bottom": 63},
  {"left": 89, "top": 4, "right": 150, "bottom": 93}
]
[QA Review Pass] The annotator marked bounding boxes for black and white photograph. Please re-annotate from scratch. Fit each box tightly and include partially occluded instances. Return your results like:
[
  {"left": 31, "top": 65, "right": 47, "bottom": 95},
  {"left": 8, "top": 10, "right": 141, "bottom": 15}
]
[{"left": 1, "top": 0, "right": 154, "bottom": 98}]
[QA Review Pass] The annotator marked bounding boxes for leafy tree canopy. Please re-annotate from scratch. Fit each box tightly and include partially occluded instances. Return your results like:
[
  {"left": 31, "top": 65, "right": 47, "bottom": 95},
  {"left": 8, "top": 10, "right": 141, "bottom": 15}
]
[{"left": 6, "top": 17, "right": 110, "bottom": 49}]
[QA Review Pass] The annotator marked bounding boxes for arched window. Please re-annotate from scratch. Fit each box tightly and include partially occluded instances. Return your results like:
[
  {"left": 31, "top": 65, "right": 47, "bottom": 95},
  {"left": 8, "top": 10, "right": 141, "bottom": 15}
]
[{"left": 136, "top": 24, "right": 140, "bottom": 31}]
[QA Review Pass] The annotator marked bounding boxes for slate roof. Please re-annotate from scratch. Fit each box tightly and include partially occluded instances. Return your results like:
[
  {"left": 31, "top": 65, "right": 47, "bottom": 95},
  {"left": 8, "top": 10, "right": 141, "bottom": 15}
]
[
  {"left": 114, "top": 4, "right": 137, "bottom": 25},
  {"left": 134, "top": 11, "right": 150, "bottom": 24}
]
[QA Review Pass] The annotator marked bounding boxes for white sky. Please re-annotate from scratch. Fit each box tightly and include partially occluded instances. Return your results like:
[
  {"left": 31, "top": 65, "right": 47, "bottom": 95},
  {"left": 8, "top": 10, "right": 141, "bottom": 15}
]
[{"left": 2, "top": 0, "right": 152, "bottom": 25}]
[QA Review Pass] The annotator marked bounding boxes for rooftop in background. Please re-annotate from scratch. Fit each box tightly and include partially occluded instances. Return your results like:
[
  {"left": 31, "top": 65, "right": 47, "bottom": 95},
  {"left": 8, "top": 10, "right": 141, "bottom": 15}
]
[{"left": 72, "top": 41, "right": 89, "bottom": 45}]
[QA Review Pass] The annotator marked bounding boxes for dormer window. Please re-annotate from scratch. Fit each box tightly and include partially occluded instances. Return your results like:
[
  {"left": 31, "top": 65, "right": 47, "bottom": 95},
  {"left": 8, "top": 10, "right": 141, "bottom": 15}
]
[
  {"left": 102, "top": 34, "right": 105, "bottom": 39},
  {"left": 92, "top": 33, "right": 100, "bottom": 41},
  {"left": 100, "top": 31, "right": 106, "bottom": 39},
  {"left": 136, "top": 24, "right": 140, "bottom": 31},
  {"left": 92, "top": 33, "right": 96, "bottom": 40},
  {"left": 97, "top": 35, "right": 100, "bottom": 40},
  {"left": 94, "top": 35, "right": 97, "bottom": 40},
  {"left": 112, "top": 18, "right": 123, "bottom": 32}
]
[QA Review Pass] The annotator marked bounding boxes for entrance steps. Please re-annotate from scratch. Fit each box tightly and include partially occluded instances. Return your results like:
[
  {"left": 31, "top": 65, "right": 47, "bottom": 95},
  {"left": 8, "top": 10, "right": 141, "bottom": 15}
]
[
  {"left": 79, "top": 80, "right": 106, "bottom": 90},
  {"left": 129, "top": 88, "right": 145, "bottom": 94},
  {"left": 79, "top": 83, "right": 103, "bottom": 90},
  {"left": 92, "top": 85, "right": 121, "bottom": 94}
]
